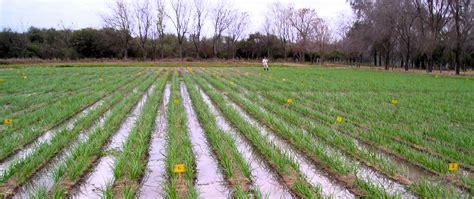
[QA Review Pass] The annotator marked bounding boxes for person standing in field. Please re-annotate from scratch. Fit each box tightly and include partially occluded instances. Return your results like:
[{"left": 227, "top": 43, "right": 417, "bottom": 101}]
[{"left": 262, "top": 57, "right": 269, "bottom": 71}]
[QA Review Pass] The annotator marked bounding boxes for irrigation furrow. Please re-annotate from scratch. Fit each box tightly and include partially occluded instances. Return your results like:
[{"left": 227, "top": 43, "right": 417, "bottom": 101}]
[
  {"left": 197, "top": 87, "right": 292, "bottom": 198},
  {"left": 0, "top": 74, "right": 157, "bottom": 198},
  {"left": 197, "top": 74, "right": 341, "bottom": 197},
  {"left": 10, "top": 74, "right": 125, "bottom": 118},
  {"left": 216, "top": 86, "right": 355, "bottom": 198},
  {"left": 183, "top": 72, "right": 255, "bottom": 196},
  {"left": 163, "top": 71, "right": 198, "bottom": 198},
  {"left": 46, "top": 72, "right": 159, "bottom": 198},
  {"left": 111, "top": 71, "right": 169, "bottom": 197},
  {"left": 193, "top": 73, "right": 320, "bottom": 198},
  {"left": 0, "top": 87, "right": 123, "bottom": 157},
  {"left": 0, "top": 71, "right": 147, "bottom": 164},
  {"left": 214, "top": 68, "right": 473, "bottom": 195},
  {"left": 220, "top": 69, "right": 468, "bottom": 175},
  {"left": 180, "top": 82, "right": 231, "bottom": 198},
  {"left": 300, "top": 90, "right": 474, "bottom": 166},
  {"left": 1, "top": 69, "right": 145, "bottom": 141},
  {"left": 138, "top": 84, "right": 170, "bottom": 199},
  {"left": 202, "top": 71, "right": 425, "bottom": 197},
  {"left": 285, "top": 80, "right": 474, "bottom": 159},
  {"left": 71, "top": 84, "right": 155, "bottom": 198},
  {"left": 0, "top": 69, "right": 122, "bottom": 97},
  {"left": 222, "top": 67, "right": 474, "bottom": 144},
  {"left": 12, "top": 109, "right": 113, "bottom": 199},
  {"left": 4, "top": 73, "right": 105, "bottom": 116},
  {"left": 214, "top": 69, "right": 470, "bottom": 193},
  {"left": 0, "top": 100, "right": 103, "bottom": 173},
  {"left": 285, "top": 93, "right": 474, "bottom": 193},
  {"left": 215, "top": 73, "right": 418, "bottom": 197}
]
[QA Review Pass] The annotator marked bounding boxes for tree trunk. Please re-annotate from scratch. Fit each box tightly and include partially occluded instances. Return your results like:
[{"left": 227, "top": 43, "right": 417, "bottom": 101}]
[
  {"left": 193, "top": 38, "right": 200, "bottom": 59},
  {"left": 232, "top": 42, "right": 237, "bottom": 59},
  {"left": 427, "top": 55, "right": 433, "bottom": 73},
  {"left": 178, "top": 37, "right": 183, "bottom": 59},
  {"left": 378, "top": 51, "right": 382, "bottom": 66},
  {"left": 213, "top": 37, "right": 219, "bottom": 58},
  {"left": 123, "top": 33, "right": 129, "bottom": 60},
  {"left": 373, "top": 49, "right": 377, "bottom": 66},
  {"left": 455, "top": 49, "right": 460, "bottom": 75},
  {"left": 453, "top": 1, "right": 461, "bottom": 75},
  {"left": 401, "top": 56, "right": 404, "bottom": 69},
  {"left": 405, "top": 41, "right": 410, "bottom": 71},
  {"left": 142, "top": 43, "right": 147, "bottom": 60},
  {"left": 160, "top": 42, "right": 164, "bottom": 59}
]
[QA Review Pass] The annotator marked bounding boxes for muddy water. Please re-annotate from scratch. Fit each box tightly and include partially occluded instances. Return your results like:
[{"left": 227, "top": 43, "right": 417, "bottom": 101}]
[
  {"left": 12, "top": 109, "right": 113, "bottom": 199},
  {"left": 70, "top": 85, "right": 155, "bottom": 199},
  {"left": 214, "top": 89, "right": 353, "bottom": 198},
  {"left": 0, "top": 100, "right": 103, "bottom": 173},
  {"left": 180, "top": 83, "right": 230, "bottom": 198},
  {"left": 137, "top": 84, "right": 170, "bottom": 199},
  {"left": 198, "top": 88, "right": 293, "bottom": 198}
]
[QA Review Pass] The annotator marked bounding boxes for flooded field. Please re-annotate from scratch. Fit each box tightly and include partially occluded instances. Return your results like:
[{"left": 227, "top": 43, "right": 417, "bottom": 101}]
[{"left": 0, "top": 66, "right": 473, "bottom": 198}]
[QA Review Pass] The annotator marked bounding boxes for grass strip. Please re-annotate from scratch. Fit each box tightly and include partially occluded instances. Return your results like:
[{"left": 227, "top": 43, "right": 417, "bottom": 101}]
[
  {"left": 0, "top": 71, "right": 146, "bottom": 161},
  {"left": 48, "top": 71, "right": 158, "bottom": 198},
  {"left": 112, "top": 71, "right": 169, "bottom": 197},
  {"left": 0, "top": 73, "right": 155, "bottom": 198},
  {"left": 163, "top": 70, "right": 197, "bottom": 199},
  {"left": 183, "top": 72, "right": 254, "bottom": 196},
  {"left": 192, "top": 73, "right": 321, "bottom": 198},
  {"left": 228, "top": 70, "right": 474, "bottom": 193}
]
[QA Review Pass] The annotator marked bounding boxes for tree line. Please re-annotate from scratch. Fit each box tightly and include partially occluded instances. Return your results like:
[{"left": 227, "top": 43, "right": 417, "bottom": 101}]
[
  {"left": 0, "top": 0, "right": 472, "bottom": 74},
  {"left": 345, "top": 0, "right": 473, "bottom": 74}
]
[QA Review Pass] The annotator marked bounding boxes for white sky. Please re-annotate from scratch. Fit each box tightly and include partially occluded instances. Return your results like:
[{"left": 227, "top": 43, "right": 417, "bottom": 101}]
[{"left": 0, "top": 0, "right": 353, "bottom": 38}]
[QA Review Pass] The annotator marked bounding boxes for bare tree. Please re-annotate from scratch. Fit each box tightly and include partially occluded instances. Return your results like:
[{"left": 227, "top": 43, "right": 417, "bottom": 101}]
[
  {"left": 102, "top": 0, "right": 134, "bottom": 59},
  {"left": 411, "top": 0, "right": 450, "bottom": 72},
  {"left": 227, "top": 12, "right": 249, "bottom": 59},
  {"left": 134, "top": 0, "right": 153, "bottom": 59},
  {"left": 270, "top": 3, "right": 294, "bottom": 61},
  {"left": 334, "top": 11, "right": 355, "bottom": 41},
  {"left": 289, "top": 7, "right": 320, "bottom": 62},
  {"left": 312, "top": 19, "right": 330, "bottom": 63},
  {"left": 448, "top": 0, "right": 473, "bottom": 75},
  {"left": 263, "top": 16, "right": 273, "bottom": 57},
  {"left": 168, "top": 0, "right": 191, "bottom": 59},
  {"left": 211, "top": 1, "right": 234, "bottom": 58},
  {"left": 191, "top": 0, "right": 207, "bottom": 59},
  {"left": 394, "top": 0, "right": 418, "bottom": 71},
  {"left": 373, "top": 0, "right": 399, "bottom": 70},
  {"left": 425, "top": 0, "right": 450, "bottom": 72},
  {"left": 155, "top": 0, "right": 166, "bottom": 59}
]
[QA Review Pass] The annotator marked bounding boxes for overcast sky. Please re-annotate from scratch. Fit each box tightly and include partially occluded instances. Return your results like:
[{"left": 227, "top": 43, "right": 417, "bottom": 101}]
[{"left": 0, "top": 0, "right": 353, "bottom": 38}]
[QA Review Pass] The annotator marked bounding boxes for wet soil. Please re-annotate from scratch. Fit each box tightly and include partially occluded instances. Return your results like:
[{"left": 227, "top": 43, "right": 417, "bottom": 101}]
[
  {"left": 137, "top": 84, "right": 170, "bottom": 199},
  {"left": 70, "top": 85, "right": 154, "bottom": 198},
  {"left": 180, "top": 82, "right": 231, "bottom": 198}
]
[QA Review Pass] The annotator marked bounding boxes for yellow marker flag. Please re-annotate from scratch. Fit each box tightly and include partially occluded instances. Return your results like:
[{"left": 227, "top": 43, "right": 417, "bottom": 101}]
[
  {"left": 4, "top": 118, "right": 12, "bottom": 125},
  {"left": 391, "top": 99, "right": 398, "bottom": 105},
  {"left": 174, "top": 164, "right": 185, "bottom": 173},
  {"left": 448, "top": 163, "right": 459, "bottom": 171}
]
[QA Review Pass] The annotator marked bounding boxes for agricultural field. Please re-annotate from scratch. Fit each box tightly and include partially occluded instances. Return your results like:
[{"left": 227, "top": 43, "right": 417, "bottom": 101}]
[{"left": 0, "top": 66, "right": 473, "bottom": 199}]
